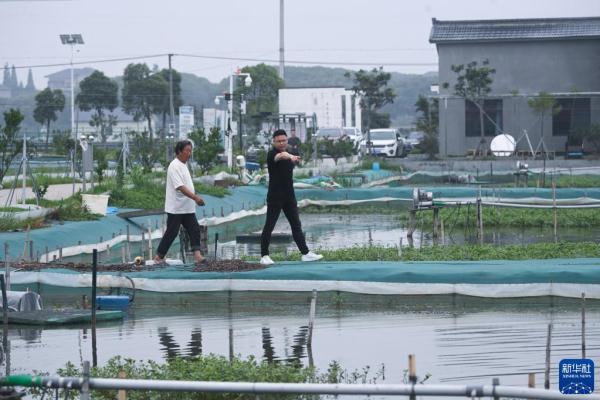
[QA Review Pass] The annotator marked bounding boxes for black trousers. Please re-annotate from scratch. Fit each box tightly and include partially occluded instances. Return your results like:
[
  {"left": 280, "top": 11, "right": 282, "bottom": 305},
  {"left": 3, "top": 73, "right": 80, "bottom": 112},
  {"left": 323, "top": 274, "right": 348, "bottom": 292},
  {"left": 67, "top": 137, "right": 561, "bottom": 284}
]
[
  {"left": 156, "top": 213, "right": 201, "bottom": 258},
  {"left": 261, "top": 200, "right": 309, "bottom": 256}
]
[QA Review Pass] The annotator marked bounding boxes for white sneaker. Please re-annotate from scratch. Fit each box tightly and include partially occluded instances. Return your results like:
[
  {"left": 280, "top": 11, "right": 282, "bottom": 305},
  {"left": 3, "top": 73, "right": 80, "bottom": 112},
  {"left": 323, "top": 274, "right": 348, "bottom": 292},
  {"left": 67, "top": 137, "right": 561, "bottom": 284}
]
[
  {"left": 260, "top": 255, "right": 275, "bottom": 265},
  {"left": 301, "top": 251, "right": 323, "bottom": 262}
]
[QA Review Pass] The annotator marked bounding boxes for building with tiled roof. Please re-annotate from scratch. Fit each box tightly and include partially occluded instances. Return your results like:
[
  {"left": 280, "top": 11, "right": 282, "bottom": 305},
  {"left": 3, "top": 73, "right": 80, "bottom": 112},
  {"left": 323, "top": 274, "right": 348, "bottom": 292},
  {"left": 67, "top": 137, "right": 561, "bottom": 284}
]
[{"left": 429, "top": 17, "right": 600, "bottom": 156}]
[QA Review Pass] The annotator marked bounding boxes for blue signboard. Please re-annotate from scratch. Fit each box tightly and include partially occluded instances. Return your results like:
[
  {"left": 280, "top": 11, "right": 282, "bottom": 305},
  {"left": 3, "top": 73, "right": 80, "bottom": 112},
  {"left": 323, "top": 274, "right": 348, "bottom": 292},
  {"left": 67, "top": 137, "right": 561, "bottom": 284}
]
[{"left": 559, "top": 359, "right": 594, "bottom": 394}]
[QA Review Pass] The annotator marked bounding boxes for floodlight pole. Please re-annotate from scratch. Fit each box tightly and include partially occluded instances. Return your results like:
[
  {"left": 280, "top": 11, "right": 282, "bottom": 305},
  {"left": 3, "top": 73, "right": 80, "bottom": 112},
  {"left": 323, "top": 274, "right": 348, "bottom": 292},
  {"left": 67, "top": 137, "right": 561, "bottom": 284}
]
[{"left": 60, "top": 34, "right": 84, "bottom": 194}]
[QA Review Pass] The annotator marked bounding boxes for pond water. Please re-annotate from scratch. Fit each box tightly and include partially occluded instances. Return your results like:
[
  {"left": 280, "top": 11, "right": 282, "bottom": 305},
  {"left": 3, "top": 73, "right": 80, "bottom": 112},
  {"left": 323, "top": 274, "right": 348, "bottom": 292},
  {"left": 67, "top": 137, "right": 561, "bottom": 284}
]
[
  {"left": 7, "top": 292, "right": 599, "bottom": 390},
  {"left": 67, "top": 212, "right": 600, "bottom": 264}
]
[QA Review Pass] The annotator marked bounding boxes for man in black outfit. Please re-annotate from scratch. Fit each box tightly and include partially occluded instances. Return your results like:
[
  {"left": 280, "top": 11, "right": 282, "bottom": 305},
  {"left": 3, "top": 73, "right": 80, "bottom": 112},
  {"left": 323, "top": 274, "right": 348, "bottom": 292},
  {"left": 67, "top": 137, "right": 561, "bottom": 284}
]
[{"left": 260, "top": 129, "right": 323, "bottom": 265}]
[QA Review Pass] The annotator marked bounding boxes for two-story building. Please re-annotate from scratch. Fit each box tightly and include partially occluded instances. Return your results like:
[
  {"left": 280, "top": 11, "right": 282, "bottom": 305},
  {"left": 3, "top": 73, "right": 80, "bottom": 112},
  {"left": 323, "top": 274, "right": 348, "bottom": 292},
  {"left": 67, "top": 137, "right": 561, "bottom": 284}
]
[{"left": 430, "top": 17, "right": 600, "bottom": 156}]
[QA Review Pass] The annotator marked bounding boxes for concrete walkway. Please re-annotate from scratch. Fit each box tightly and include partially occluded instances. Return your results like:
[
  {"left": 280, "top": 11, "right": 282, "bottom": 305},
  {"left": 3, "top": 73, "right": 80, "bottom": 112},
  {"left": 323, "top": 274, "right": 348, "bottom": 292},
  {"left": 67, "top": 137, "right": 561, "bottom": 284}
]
[{"left": 0, "top": 183, "right": 84, "bottom": 206}]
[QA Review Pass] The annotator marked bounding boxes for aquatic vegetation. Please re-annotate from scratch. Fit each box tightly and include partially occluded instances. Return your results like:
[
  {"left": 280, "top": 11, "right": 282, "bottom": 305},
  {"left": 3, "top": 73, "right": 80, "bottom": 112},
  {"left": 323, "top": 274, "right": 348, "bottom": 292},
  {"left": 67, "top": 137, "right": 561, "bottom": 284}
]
[
  {"left": 36, "top": 355, "right": 386, "bottom": 399},
  {"left": 263, "top": 241, "right": 600, "bottom": 262}
]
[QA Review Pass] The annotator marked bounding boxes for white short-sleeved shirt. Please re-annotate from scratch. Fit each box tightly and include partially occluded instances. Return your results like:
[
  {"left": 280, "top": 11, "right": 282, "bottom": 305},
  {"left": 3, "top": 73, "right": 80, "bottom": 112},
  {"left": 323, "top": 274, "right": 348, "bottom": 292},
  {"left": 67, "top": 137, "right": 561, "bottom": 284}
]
[{"left": 164, "top": 158, "right": 196, "bottom": 214}]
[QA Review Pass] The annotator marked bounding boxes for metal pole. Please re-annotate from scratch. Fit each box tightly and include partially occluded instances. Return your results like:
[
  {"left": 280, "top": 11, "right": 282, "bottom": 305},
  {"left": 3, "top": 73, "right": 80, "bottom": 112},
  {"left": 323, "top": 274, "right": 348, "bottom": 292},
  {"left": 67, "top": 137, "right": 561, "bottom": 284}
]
[
  {"left": 8, "top": 377, "right": 600, "bottom": 399},
  {"left": 168, "top": 53, "right": 175, "bottom": 138},
  {"left": 21, "top": 135, "right": 26, "bottom": 205},
  {"left": 227, "top": 74, "right": 234, "bottom": 170},
  {"left": 4, "top": 243, "right": 9, "bottom": 291},
  {"left": 279, "top": 0, "right": 285, "bottom": 81},
  {"left": 1, "top": 275, "right": 8, "bottom": 327},
  {"left": 91, "top": 249, "right": 98, "bottom": 367}
]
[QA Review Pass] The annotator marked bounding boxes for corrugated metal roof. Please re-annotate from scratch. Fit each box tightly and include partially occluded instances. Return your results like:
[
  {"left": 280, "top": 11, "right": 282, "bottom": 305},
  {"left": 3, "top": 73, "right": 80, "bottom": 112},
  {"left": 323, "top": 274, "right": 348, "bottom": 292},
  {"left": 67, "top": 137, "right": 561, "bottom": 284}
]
[{"left": 430, "top": 17, "right": 600, "bottom": 43}]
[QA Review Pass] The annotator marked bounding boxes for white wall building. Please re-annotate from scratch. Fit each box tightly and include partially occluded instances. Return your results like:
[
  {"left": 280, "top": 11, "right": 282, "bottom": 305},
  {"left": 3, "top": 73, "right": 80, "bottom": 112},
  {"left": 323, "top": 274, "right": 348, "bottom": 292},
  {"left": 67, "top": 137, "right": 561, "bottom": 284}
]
[{"left": 279, "top": 87, "right": 362, "bottom": 131}]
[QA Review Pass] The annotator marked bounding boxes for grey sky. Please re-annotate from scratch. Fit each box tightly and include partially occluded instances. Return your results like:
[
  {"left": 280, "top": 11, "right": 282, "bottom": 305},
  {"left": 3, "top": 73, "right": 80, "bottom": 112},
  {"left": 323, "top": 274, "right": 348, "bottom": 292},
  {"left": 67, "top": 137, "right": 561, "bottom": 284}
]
[{"left": 1, "top": 0, "right": 598, "bottom": 87}]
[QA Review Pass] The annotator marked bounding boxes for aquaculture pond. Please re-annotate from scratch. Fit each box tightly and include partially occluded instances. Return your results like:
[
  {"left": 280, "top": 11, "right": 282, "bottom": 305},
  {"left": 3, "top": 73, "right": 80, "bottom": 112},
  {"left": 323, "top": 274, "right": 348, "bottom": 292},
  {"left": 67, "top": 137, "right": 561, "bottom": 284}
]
[
  {"left": 61, "top": 212, "right": 600, "bottom": 264},
  {"left": 7, "top": 292, "right": 599, "bottom": 390}
]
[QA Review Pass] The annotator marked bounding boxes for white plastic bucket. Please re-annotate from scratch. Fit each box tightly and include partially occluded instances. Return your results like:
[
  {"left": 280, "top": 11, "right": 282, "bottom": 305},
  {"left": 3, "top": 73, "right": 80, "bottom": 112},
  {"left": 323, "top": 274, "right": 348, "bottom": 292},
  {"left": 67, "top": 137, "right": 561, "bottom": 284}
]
[{"left": 81, "top": 194, "right": 110, "bottom": 216}]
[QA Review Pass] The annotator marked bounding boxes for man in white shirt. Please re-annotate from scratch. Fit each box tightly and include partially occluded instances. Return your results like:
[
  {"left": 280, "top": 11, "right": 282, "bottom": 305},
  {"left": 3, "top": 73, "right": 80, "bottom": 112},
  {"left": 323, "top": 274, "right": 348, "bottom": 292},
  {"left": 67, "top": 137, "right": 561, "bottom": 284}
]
[{"left": 154, "top": 140, "right": 206, "bottom": 265}]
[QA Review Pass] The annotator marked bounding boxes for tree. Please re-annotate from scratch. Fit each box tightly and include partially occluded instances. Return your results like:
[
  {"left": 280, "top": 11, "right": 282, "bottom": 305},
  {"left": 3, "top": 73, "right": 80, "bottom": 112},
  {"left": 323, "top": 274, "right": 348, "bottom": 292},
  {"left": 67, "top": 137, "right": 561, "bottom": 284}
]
[
  {"left": 130, "top": 130, "right": 165, "bottom": 173},
  {"left": 25, "top": 69, "right": 36, "bottom": 91},
  {"left": 122, "top": 63, "right": 168, "bottom": 136},
  {"left": 189, "top": 127, "right": 223, "bottom": 173},
  {"left": 580, "top": 124, "right": 600, "bottom": 154},
  {"left": 0, "top": 109, "right": 24, "bottom": 184},
  {"left": 33, "top": 88, "right": 66, "bottom": 145},
  {"left": 322, "top": 139, "right": 354, "bottom": 165},
  {"left": 345, "top": 67, "right": 396, "bottom": 152},
  {"left": 157, "top": 68, "right": 183, "bottom": 137},
  {"left": 443, "top": 59, "right": 495, "bottom": 155},
  {"left": 415, "top": 95, "right": 439, "bottom": 159},
  {"left": 527, "top": 91, "right": 560, "bottom": 153},
  {"left": 2, "top": 64, "right": 9, "bottom": 87},
  {"left": 9, "top": 65, "right": 18, "bottom": 89},
  {"left": 239, "top": 64, "right": 283, "bottom": 133},
  {"left": 76, "top": 71, "right": 119, "bottom": 143}
]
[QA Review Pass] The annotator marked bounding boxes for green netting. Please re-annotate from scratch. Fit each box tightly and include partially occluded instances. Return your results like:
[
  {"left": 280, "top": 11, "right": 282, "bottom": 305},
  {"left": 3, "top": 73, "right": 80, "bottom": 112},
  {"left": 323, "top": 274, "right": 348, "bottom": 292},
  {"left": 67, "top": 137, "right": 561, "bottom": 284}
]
[
  {"left": 2, "top": 185, "right": 600, "bottom": 260},
  {"left": 10, "top": 258, "right": 600, "bottom": 298}
]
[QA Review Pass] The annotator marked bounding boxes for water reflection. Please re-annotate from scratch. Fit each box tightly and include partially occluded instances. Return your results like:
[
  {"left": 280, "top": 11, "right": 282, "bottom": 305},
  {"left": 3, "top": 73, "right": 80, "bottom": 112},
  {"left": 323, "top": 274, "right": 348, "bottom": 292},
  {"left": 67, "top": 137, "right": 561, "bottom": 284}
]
[
  {"left": 261, "top": 325, "right": 310, "bottom": 364},
  {"left": 158, "top": 327, "right": 180, "bottom": 359},
  {"left": 158, "top": 327, "right": 203, "bottom": 359}
]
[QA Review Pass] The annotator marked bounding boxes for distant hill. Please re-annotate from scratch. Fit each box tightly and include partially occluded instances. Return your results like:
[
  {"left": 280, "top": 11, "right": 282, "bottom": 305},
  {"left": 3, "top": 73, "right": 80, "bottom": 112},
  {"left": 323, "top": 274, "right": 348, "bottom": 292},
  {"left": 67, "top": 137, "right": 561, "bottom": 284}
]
[
  {"left": 0, "top": 66, "right": 437, "bottom": 136},
  {"left": 283, "top": 66, "right": 438, "bottom": 127}
]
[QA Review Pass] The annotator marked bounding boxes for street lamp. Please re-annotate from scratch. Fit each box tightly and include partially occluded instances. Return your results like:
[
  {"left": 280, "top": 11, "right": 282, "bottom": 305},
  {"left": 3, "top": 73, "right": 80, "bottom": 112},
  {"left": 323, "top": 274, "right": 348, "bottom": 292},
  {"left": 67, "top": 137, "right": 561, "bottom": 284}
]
[
  {"left": 165, "top": 133, "right": 175, "bottom": 161},
  {"left": 225, "top": 70, "right": 252, "bottom": 169},
  {"left": 60, "top": 34, "right": 84, "bottom": 195},
  {"left": 81, "top": 134, "right": 94, "bottom": 191}
]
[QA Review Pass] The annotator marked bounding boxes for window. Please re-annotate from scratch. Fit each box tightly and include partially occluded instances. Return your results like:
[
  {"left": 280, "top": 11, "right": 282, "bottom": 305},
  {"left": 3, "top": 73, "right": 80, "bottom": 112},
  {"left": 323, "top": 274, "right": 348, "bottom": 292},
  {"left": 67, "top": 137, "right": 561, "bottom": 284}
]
[
  {"left": 465, "top": 99, "right": 503, "bottom": 137},
  {"left": 552, "top": 97, "right": 590, "bottom": 138}
]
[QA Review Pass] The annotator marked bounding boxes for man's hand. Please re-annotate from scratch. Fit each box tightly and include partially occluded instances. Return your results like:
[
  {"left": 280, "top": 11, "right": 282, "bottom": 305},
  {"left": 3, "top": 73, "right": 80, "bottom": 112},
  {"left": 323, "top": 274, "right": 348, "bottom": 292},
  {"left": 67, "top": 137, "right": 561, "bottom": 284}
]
[
  {"left": 275, "top": 151, "right": 301, "bottom": 164},
  {"left": 194, "top": 195, "right": 205, "bottom": 206}
]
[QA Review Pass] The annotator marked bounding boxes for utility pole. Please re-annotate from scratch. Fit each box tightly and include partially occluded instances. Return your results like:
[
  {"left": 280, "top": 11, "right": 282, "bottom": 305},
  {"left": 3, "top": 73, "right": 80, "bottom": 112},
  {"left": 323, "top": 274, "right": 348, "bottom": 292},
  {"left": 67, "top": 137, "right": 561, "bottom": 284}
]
[
  {"left": 168, "top": 53, "right": 175, "bottom": 139},
  {"left": 279, "top": 0, "right": 285, "bottom": 82}
]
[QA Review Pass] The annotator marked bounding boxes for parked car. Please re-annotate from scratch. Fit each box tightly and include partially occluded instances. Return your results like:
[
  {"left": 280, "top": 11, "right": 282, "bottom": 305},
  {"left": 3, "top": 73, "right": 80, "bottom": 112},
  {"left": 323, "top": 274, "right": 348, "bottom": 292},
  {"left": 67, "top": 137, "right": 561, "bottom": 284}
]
[
  {"left": 316, "top": 127, "right": 346, "bottom": 142},
  {"left": 343, "top": 126, "right": 363, "bottom": 153},
  {"left": 361, "top": 128, "right": 406, "bottom": 157},
  {"left": 404, "top": 131, "right": 425, "bottom": 152}
]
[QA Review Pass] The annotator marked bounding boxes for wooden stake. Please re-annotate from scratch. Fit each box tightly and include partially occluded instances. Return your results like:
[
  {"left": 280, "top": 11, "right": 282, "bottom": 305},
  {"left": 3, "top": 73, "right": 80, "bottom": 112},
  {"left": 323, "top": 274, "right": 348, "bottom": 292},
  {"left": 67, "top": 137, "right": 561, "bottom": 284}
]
[
  {"left": 552, "top": 181, "right": 557, "bottom": 242},
  {"left": 582, "top": 292, "right": 586, "bottom": 359},
  {"left": 407, "top": 210, "right": 416, "bottom": 238},
  {"left": 528, "top": 373, "right": 535, "bottom": 388},
  {"left": 432, "top": 207, "right": 439, "bottom": 240},
  {"left": 308, "top": 289, "right": 317, "bottom": 347},
  {"left": 117, "top": 370, "right": 128, "bottom": 400},
  {"left": 544, "top": 323, "right": 552, "bottom": 389}
]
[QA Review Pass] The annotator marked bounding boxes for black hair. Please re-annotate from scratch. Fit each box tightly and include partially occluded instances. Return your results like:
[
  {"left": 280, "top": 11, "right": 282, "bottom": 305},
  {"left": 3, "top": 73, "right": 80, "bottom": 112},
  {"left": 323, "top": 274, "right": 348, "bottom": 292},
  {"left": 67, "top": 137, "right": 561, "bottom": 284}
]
[
  {"left": 174, "top": 140, "right": 193, "bottom": 155},
  {"left": 272, "top": 129, "right": 287, "bottom": 138}
]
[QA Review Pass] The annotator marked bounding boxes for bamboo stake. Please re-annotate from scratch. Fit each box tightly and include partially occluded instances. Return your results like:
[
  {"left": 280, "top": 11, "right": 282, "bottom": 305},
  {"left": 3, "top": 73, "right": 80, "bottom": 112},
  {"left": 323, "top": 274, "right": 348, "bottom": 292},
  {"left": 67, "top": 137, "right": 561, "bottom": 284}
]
[
  {"left": 308, "top": 289, "right": 317, "bottom": 346},
  {"left": 552, "top": 181, "right": 557, "bottom": 242},
  {"left": 544, "top": 323, "right": 552, "bottom": 389},
  {"left": 528, "top": 373, "right": 535, "bottom": 388},
  {"left": 582, "top": 292, "right": 586, "bottom": 359},
  {"left": 117, "top": 370, "right": 128, "bottom": 400}
]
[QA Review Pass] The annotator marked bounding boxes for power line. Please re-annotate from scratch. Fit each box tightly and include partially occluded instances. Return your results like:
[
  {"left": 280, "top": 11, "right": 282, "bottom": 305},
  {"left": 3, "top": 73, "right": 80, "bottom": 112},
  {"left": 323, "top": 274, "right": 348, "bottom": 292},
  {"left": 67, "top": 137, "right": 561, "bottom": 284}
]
[
  {"left": 8, "top": 54, "right": 169, "bottom": 70},
  {"left": 177, "top": 52, "right": 437, "bottom": 67},
  {"left": 8, "top": 52, "right": 437, "bottom": 71}
]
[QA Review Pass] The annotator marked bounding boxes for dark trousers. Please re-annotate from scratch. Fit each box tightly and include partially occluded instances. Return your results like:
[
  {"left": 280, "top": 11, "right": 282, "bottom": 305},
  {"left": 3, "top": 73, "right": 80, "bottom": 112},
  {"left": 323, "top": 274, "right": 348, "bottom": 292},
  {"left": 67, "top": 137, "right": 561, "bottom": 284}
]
[
  {"left": 261, "top": 200, "right": 309, "bottom": 256},
  {"left": 156, "top": 213, "right": 201, "bottom": 258}
]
